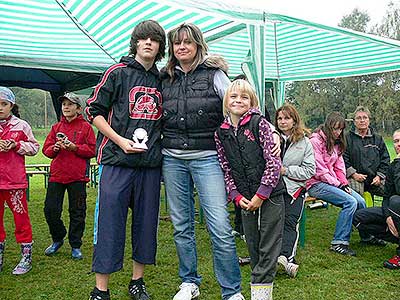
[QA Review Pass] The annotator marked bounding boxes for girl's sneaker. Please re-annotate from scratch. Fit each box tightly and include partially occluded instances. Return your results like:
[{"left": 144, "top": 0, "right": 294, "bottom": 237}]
[
  {"left": 277, "top": 255, "right": 288, "bottom": 273},
  {"left": 329, "top": 244, "right": 356, "bottom": 256},
  {"left": 286, "top": 262, "right": 299, "bottom": 278}
]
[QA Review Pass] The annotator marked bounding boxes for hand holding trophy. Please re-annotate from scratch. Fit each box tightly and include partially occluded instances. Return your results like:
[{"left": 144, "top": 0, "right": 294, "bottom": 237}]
[
  {"left": 56, "top": 132, "right": 71, "bottom": 146},
  {"left": 132, "top": 128, "right": 148, "bottom": 150}
]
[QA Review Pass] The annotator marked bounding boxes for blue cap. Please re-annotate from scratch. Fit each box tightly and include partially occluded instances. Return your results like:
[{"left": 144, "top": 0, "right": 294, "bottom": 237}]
[{"left": 0, "top": 87, "right": 16, "bottom": 104}]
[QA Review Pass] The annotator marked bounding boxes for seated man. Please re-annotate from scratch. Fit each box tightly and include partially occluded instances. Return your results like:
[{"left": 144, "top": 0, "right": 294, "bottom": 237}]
[
  {"left": 344, "top": 106, "right": 390, "bottom": 197},
  {"left": 353, "top": 129, "right": 400, "bottom": 269}
]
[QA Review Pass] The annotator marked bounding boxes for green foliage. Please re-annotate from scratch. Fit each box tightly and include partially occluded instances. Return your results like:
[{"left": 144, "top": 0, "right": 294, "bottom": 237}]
[
  {"left": 10, "top": 88, "right": 57, "bottom": 129},
  {"left": 286, "top": 3, "right": 400, "bottom": 134},
  {"left": 340, "top": 8, "right": 371, "bottom": 32}
]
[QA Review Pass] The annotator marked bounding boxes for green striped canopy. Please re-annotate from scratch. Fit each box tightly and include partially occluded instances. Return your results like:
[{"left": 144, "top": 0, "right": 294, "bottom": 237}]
[{"left": 2, "top": 0, "right": 400, "bottom": 108}]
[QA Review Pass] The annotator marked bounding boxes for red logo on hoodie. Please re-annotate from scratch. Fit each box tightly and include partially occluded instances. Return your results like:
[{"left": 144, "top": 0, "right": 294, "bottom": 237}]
[{"left": 129, "top": 86, "right": 162, "bottom": 120}]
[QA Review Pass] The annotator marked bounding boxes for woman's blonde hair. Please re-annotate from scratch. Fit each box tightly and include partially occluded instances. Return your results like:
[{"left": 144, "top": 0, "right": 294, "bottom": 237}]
[
  {"left": 223, "top": 79, "right": 259, "bottom": 116},
  {"left": 275, "top": 104, "right": 310, "bottom": 143},
  {"left": 166, "top": 23, "right": 208, "bottom": 81}
]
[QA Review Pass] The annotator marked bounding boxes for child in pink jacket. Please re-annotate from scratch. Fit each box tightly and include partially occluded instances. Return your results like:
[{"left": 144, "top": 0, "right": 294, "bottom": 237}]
[
  {"left": 0, "top": 87, "right": 39, "bottom": 275},
  {"left": 306, "top": 112, "right": 366, "bottom": 256}
]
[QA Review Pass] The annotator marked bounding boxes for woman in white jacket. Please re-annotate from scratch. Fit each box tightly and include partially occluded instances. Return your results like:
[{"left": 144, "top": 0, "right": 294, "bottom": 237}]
[{"left": 275, "top": 104, "right": 315, "bottom": 277}]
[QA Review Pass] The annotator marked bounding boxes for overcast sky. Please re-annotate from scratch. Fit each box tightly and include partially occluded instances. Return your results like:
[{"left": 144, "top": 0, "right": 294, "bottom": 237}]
[{"left": 233, "top": 0, "right": 398, "bottom": 27}]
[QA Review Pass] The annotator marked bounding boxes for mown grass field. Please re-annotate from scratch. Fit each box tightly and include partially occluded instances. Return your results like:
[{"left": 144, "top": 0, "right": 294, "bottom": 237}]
[{"left": 0, "top": 131, "right": 398, "bottom": 300}]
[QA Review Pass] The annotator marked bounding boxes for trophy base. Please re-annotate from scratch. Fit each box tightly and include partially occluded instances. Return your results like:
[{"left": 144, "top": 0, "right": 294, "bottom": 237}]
[{"left": 132, "top": 143, "right": 148, "bottom": 150}]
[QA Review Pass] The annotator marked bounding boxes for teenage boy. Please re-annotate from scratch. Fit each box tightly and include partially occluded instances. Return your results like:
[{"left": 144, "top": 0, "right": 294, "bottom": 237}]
[
  {"left": 85, "top": 20, "right": 166, "bottom": 300},
  {"left": 42, "top": 92, "right": 96, "bottom": 260},
  {"left": 353, "top": 129, "right": 400, "bottom": 269}
]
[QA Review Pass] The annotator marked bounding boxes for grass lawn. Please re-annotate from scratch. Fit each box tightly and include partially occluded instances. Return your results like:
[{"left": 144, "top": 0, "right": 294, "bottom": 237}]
[{"left": 0, "top": 133, "right": 398, "bottom": 299}]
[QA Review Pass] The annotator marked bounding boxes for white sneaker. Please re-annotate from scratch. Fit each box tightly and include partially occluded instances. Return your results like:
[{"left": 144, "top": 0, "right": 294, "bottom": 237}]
[
  {"left": 173, "top": 282, "right": 200, "bottom": 300},
  {"left": 285, "top": 262, "right": 299, "bottom": 278},
  {"left": 227, "top": 293, "right": 245, "bottom": 300},
  {"left": 277, "top": 255, "right": 288, "bottom": 270}
]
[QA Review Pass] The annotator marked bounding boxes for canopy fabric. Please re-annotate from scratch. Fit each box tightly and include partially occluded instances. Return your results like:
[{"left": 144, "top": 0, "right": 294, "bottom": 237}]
[{"left": 1, "top": 0, "right": 400, "bottom": 108}]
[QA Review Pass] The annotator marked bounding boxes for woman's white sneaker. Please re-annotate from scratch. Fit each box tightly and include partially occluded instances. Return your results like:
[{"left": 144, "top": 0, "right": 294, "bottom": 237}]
[
  {"left": 173, "top": 283, "right": 200, "bottom": 300},
  {"left": 285, "top": 262, "right": 299, "bottom": 278}
]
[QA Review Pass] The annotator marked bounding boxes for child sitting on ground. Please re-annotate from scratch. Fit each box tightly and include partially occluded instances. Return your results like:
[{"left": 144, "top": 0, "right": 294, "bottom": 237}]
[{"left": 42, "top": 92, "right": 95, "bottom": 259}]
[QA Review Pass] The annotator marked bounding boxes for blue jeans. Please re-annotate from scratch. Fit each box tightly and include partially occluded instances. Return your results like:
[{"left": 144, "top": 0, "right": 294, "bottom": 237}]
[
  {"left": 308, "top": 182, "right": 366, "bottom": 245},
  {"left": 163, "top": 155, "right": 242, "bottom": 299}
]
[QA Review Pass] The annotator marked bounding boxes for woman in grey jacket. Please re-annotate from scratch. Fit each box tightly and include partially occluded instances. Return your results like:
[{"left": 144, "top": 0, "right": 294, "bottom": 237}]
[{"left": 275, "top": 104, "right": 315, "bottom": 277}]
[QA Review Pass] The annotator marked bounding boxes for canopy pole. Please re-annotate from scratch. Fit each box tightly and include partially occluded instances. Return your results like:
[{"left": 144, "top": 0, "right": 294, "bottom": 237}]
[{"left": 242, "top": 24, "right": 265, "bottom": 114}]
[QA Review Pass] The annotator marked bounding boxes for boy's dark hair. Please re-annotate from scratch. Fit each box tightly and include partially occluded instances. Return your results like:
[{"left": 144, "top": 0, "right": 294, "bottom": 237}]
[
  {"left": 12, "top": 103, "right": 20, "bottom": 118},
  {"left": 233, "top": 74, "right": 247, "bottom": 81},
  {"left": 129, "top": 20, "right": 166, "bottom": 62}
]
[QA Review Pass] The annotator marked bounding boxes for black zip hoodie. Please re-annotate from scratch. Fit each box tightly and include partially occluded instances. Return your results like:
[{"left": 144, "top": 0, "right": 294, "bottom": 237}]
[{"left": 85, "top": 56, "right": 162, "bottom": 168}]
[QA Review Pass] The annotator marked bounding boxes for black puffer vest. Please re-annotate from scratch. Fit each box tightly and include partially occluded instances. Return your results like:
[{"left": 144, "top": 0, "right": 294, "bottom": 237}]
[
  {"left": 216, "top": 114, "right": 285, "bottom": 200},
  {"left": 161, "top": 64, "right": 224, "bottom": 150}
]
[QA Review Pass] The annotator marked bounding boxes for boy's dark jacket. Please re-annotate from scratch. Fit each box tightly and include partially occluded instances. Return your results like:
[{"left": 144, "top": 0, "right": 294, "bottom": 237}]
[
  {"left": 383, "top": 158, "right": 400, "bottom": 218},
  {"left": 42, "top": 115, "right": 96, "bottom": 184},
  {"left": 216, "top": 112, "right": 285, "bottom": 201},
  {"left": 85, "top": 56, "right": 162, "bottom": 168}
]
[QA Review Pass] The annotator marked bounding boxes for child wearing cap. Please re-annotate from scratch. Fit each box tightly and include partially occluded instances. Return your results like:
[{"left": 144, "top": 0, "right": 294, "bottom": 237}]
[
  {"left": 0, "top": 86, "right": 39, "bottom": 275},
  {"left": 42, "top": 92, "right": 96, "bottom": 260}
]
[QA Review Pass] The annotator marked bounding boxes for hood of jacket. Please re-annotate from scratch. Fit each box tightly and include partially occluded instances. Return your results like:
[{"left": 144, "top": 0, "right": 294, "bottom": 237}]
[
  {"left": 119, "top": 55, "right": 159, "bottom": 76},
  {"left": 203, "top": 54, "right": 229, "bottom": 74},
  {"left": 160, "top": 54, "right": 229, "bottom": 80}
]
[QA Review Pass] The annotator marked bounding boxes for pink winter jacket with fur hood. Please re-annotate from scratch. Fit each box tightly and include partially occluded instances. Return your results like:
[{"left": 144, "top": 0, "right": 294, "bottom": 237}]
[{"left": 306, "top": 129, "right": 348, "bottom": 190}]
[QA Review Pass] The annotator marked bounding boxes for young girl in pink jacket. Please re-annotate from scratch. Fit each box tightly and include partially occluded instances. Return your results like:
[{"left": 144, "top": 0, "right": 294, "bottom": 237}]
[
  {"left": 306, "top": 112, "right": 366, "bottom": 256},
  {"left": 0, "top": 87, "right": 39, "bottom": 275}
]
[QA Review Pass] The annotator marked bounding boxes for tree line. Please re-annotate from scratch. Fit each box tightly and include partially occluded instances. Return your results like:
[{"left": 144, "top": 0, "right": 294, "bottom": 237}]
[
  {"left": 10, "top": 2, "right": 400, "bottom": 135},
  {"left": 283, "top": 2, "right": 400, "bottom": 135}
]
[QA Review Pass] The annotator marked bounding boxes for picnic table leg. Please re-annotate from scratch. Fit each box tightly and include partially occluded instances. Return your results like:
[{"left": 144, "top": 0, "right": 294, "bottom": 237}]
[{"left": 26, "top": 174, "right": 30, "bottom": 202}]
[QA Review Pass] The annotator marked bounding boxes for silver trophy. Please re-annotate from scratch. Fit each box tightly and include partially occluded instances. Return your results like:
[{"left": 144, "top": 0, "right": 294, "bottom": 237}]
[
  {"left": 56, "top": 132, "right": 71, "bottom": 145},
  {"left": 132, "top": 128, "right": 148, "bottom": 150}
]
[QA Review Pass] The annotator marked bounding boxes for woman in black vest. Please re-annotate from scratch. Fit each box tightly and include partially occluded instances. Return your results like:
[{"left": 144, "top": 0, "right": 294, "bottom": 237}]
[
  {"left": 161, "top": 23, "right": 244, "bottom": 300},
  {"left": 215, "top": 79, "right": 284, "bottom": 300}
]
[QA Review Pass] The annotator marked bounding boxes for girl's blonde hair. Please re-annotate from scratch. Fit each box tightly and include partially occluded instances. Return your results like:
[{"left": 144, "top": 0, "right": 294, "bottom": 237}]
[
  {"left": 223, "top": 79, "right": 259, "bottom": 116},
  {"left": 166, "top": 23, "right": 208, "bottom": 81}
]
